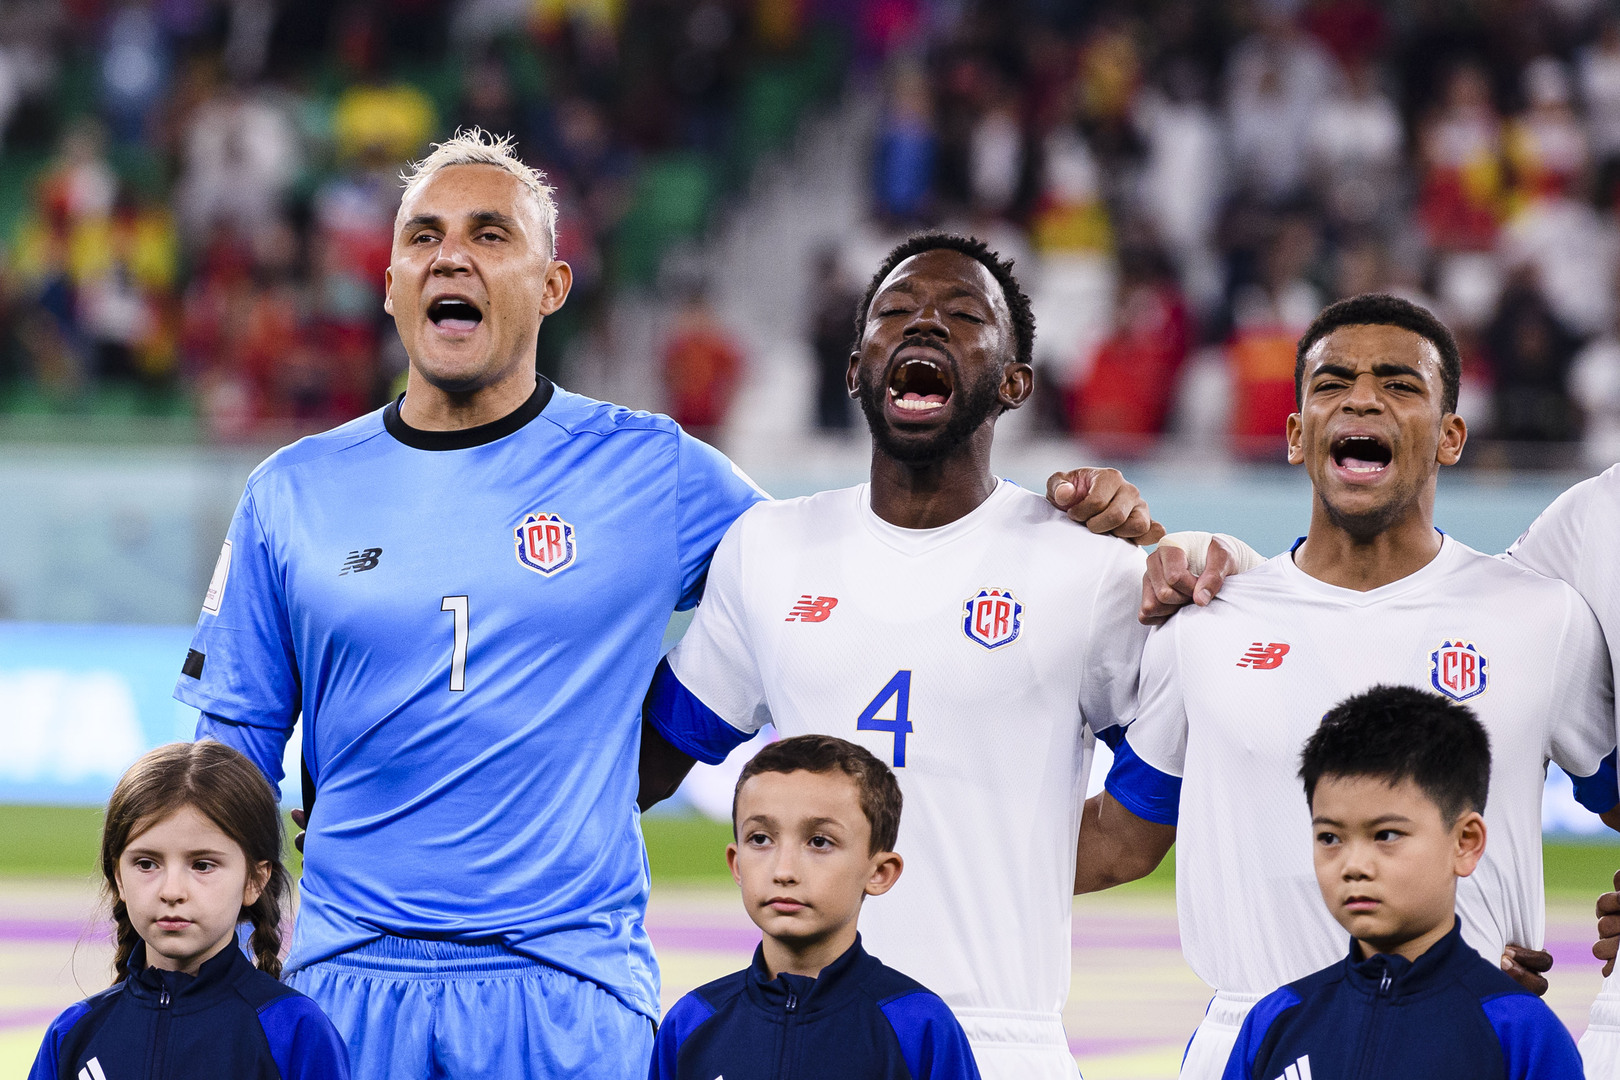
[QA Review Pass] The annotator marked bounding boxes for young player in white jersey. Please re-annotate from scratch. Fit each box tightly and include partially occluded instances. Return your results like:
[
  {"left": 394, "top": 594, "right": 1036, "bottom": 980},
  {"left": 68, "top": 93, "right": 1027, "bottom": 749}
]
[
  {"left": 1144, "top": 426, "right": 1620, "bottom": 1080},
  {"left": 638, "top": 233, "right": 1162, "bottom": 1080},
  {"left": 1075, "top": 294, "right": 1618, "bottom": 1080}
]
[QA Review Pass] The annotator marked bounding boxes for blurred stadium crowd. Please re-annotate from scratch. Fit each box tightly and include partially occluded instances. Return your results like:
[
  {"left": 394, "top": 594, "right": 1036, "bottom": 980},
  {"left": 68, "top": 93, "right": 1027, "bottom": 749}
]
[
  {"left": 0, "top": 0, "right": 857, "bottom": 438},
  {"left": 861, "top": 1, "right": 1620, "bottom": 467},
  {"left": 9, "top": 0, "right": 1620, "bottom": 468}
]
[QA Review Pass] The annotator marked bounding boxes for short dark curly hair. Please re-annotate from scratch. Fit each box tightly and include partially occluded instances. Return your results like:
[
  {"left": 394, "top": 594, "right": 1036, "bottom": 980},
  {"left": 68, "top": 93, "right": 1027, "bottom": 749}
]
[
  {"left": 1300, "top": 684, "right": 1491, "bottom": 825},
  {"left": 1295, "top": 294, "right": 1462, "bottom": 414},
  {"left": 855, "top": 232, "right": 1036, "bottom": 369},
  {"left": 733, "top": 735, "right": 903, "bottom": 854}
]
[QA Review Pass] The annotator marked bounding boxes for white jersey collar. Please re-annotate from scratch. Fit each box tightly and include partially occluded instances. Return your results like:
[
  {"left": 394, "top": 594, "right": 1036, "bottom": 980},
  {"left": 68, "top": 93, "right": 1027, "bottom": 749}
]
[{"left": 1277, "top": 529, "right": 1457, "bottom": 605}]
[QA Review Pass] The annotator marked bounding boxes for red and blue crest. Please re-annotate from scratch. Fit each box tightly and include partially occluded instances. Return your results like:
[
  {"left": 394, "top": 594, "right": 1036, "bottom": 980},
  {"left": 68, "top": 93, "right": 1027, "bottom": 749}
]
[
  {"left": 515, "top": 512, "right": 577, "bottom": 577},
  {"left": 1431, "top": 640, "right": 1488, "bottom": 702},
  {"left": 962, "top": 588, "right": 1023, "bottom": 650}
]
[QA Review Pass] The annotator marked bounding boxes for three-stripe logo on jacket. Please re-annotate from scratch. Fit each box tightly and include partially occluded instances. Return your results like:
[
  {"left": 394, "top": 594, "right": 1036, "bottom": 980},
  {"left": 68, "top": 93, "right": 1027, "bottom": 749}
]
[
  {"left": 78, "top": 1058, "right": 108, "bottom": 1080},
  {"left": 1272, "top": 1055, "right": 1312, "bottom": 1080}
]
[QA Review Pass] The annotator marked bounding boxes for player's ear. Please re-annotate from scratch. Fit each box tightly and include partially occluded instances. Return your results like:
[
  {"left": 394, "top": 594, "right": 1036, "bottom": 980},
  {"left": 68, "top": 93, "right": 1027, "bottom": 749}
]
[
  {"left": 539, "top": 259, "right": 573, "bottom": 317},
  {"left": 846, "top": 351, "right": 861, "bottom": 398},
  {"left": 1451, "top": 811, "right": 1487, "bottom": 877},
  {"left": 1285, "top": 413, "right": 1305, "bottom": 465},
  {"left": 864, "top": 851, "right": 903, "bottom": 897},
  {"left": 999, "top": 362, "right": 1034, "bottom": 410},
  {"left": 725, "top": 842, "right": 742, "bottom": 887},
  {"left": 1436, "top": 412, "right": 1467, "bottom": 466},
  {"left": 383, "top": 266, "right": 394, "bottom": 316}
]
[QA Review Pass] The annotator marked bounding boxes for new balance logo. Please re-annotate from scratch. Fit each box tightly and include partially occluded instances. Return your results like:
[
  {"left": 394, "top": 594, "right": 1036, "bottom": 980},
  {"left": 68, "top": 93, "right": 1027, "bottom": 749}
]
[
  {"left": 1236, "top": 642, "right": 1290, "bottom": 669},
  {"left": 79, "top": 1058, "right": 108, "bottom": 1080},
  {"left": 1272, "top": 1055, "right": 1312, "bottom": 1080},
  {"left": 784, "top": 595, "right": 838, "bottom": 622},
  {"left": 339, "top": 548, "right": 382, "bottom": 575}
]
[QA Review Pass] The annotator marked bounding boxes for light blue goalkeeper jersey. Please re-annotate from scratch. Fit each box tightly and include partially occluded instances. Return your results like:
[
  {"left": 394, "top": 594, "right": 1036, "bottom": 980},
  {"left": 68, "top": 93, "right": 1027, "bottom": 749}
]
[{"left": 173, "top": 379, "right": 764, "bottom": 1021}]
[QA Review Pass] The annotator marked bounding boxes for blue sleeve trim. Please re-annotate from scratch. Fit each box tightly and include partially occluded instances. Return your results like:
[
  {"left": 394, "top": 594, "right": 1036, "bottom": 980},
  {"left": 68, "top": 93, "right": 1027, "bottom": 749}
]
[
  {"left": 1096, "top": 724, "right": 1125, "bottom": 752},
  {"left": 29, "top": 1000, "right": 93, "bottom": 1080},
  {"left": 1570, "top": 750, "right": 1620, "bottom": 815},
  {"left": 649, "top": 993, "right": 717, "bottom": 1080},
  {"left": 1480, "top": 992, "right": 1585, "bottom": 1080},
  {"left": 258, "top": 993, "right": 351, "bottom": 1080},
  {"left": 880, "top": 991, "right": 983, "bottom": 1080},
  {"left": 1104, "top": 734, "right": 1182, "bottom": 826},
  {"left": 196, "top": 712, "right": 293, "bottom": 792},
  {"left": 1221, "top": 988, "right": 1300, "bottom": 1080},
  {"left": 644, "top": 658, "right": 753, "bottom": 766}
]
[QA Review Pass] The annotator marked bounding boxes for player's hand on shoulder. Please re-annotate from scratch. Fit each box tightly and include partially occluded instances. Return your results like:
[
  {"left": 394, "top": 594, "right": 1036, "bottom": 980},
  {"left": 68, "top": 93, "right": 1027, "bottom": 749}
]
[
  {"left": 1501, "top": 944, "right": 1553, "bottom": 996},
  {"left": 1595, "top": 869, "right": 1620, "bottom": 976},
  {"left": 1139, "top": 534, "right": 1240, "bottom": 626},
  {"left": 1045, "top": 468, "right": 1165, "bottom": 546},
  {"left": 291, "top": 808, "right": 307, "bottom": 854}
]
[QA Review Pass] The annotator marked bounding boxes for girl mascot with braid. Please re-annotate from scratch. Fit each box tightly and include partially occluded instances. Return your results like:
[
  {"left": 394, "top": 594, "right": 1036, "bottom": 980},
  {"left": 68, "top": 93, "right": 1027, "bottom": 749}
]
[{"left": 29, "top": 741, "right": 350, "bottom": 1080}]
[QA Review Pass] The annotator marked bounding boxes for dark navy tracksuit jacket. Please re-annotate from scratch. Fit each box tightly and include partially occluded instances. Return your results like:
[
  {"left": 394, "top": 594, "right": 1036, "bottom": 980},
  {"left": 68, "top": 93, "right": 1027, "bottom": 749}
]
[
  {"left": 1222, "top": 922, "right": 1583, "bottom": 1080},
  {"left": 649, "top": 936, "right": 982, "bottom": 1080},
  {"left": 29, "top": 942, "right": 349, "bottom": 1080}
]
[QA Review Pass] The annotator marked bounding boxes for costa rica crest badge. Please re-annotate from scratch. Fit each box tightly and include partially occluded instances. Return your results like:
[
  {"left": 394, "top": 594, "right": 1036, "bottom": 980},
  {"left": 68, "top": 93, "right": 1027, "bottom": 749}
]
[
  {"left": 1430, "top": 640, "right": 1487, "bottom": 701},
  {"left": 963, "top": 588, "right": 1023, "bottom": 650},
  {"left": 515, "top": 512, "right": 577, "bottom": 576}
]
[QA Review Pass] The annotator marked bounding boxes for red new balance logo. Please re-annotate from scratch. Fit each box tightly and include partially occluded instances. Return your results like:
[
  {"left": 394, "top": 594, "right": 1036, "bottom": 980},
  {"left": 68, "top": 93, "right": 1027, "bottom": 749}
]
[
  {"left": 1236, "top": 642, "right": 1290, "bottom": 669},
  {"left": 785, "top": 595, "right": 839, "bottom": 622}
]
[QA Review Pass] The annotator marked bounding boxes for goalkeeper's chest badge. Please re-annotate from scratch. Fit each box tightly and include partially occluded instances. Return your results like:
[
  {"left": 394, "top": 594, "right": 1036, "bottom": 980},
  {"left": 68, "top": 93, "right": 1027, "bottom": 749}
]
[
  {"left": 515, "top": 512, "right": 577, "bottom": 577},
  {"left": 1430, "top": 640, "right": 1487, "bottom": 701},
  {"left": 962, "top": 588, "right": 1023, "bottom": 650}
]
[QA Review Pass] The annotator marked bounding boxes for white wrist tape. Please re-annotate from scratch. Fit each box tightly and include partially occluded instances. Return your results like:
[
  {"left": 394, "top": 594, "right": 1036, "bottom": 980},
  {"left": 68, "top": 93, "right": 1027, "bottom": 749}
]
[{"left": 1156, "top": 532, "right": 1266, "bottom": 575}]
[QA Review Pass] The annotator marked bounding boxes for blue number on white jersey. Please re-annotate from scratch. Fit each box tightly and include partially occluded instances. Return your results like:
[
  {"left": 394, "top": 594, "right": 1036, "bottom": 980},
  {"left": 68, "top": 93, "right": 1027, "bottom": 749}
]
[{"left": 857, "top": 670, "right": 913, "bottom": 767}]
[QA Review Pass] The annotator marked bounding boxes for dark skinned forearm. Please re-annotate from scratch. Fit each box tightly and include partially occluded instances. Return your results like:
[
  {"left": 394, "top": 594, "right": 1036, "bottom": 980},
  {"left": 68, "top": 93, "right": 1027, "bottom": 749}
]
[
  {"left": 638, "top": 716, "right": 700, "bottom": 812},
  {"left": 1074, "top": 790, "right": 1177, "bottom": 894}
]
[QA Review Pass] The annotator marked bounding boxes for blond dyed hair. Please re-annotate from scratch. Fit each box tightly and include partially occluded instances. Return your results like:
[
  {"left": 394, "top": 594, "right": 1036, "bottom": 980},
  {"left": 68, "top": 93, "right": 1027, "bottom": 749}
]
[{"left": 398, "top": 128, "right": 559, "bottom": 254}]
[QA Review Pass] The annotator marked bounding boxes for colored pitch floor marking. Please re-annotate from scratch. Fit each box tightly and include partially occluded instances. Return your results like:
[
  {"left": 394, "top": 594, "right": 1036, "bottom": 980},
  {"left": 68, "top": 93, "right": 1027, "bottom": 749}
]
[{"left": 0, "top": 880, "right": 1607, "bottom": 1080}]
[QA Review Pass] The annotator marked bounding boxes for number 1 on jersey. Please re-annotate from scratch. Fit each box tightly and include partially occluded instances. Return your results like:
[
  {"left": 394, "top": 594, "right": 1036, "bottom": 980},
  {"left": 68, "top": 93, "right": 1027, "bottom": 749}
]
[
  {"left": 857, "top": 670, "right": 913, "bottom": 767},
  {"left": 441, "top": 595, "right": 468, "bottom": 692}
]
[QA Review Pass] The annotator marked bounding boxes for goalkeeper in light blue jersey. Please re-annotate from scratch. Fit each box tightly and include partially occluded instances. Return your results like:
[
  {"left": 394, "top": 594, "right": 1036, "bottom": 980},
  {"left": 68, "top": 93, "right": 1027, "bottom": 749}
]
[{"left": 173, "top": 129, "right": 765, "bottom": 1080}]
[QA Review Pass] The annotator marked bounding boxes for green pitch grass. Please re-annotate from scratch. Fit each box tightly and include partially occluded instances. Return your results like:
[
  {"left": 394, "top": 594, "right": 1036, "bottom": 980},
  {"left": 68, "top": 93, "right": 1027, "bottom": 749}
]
[{"left": 2, "top": 805, "right": 1617, "bottom": 899}]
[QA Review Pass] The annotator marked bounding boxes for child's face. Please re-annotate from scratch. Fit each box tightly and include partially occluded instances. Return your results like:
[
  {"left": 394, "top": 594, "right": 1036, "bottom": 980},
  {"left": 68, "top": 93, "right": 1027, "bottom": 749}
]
[
  {"left": 115, "top": 805, "right": 270, "bottom": 976},
  {"left": 727, "top": 769, "right": 901, "bottom": 954},
  {"left": 1310, "top": 774, "right": 1486, "bottom": 958}
]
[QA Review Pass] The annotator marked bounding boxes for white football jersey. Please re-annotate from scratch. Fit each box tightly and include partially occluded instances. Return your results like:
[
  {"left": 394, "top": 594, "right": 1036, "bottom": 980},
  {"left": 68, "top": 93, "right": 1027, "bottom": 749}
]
[
  {"left": 1509, "top": 464, "right": 1620, "bottom": 691},
  {"left": 664, "top": 480, "right": 1149, "bottom": 1058},
  {"left": 1120, "top": 534, "right": 1614, "bottom": 996},
  {"left": 1508, "top": 466, "right": 1620, "bottom": 1080}
]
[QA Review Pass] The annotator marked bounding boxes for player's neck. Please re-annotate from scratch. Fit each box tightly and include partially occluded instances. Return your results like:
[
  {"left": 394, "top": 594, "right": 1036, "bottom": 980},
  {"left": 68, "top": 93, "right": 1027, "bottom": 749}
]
[
  {"left": 868, "top": 437, "right": 998, "bottom": 529},
  {"left": 1355, "top": 912, "right": 1455, "bottom": 966},
  {"left": 762, "top": 922, "right": 857, "bottom": 980},
  {"left": 1294, "top": 505, "right": 1442, "bottom": 591},
  {"left": 399, "top": 365, "right": 539, "bottom": 431}
]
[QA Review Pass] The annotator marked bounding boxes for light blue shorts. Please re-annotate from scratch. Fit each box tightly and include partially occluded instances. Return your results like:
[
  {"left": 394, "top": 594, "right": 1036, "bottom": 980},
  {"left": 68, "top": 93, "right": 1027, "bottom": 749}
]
[{"left": 287, "top": 937, "right": 654, "bottom": 1080}]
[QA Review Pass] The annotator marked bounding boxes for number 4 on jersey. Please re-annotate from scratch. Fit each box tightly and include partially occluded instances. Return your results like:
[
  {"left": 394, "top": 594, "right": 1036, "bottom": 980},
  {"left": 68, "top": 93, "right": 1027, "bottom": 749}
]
[{"left": 857, "top": 671, "right": 913, "bottom": 767}]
